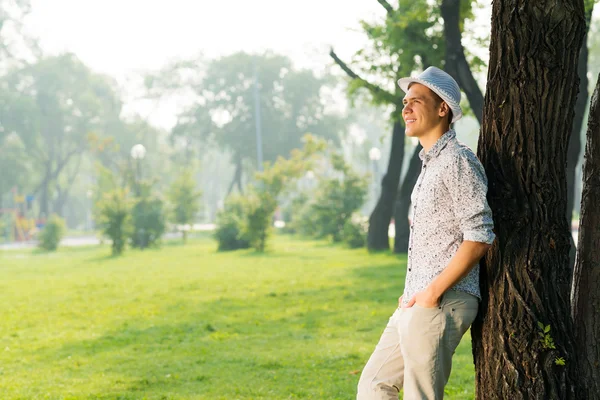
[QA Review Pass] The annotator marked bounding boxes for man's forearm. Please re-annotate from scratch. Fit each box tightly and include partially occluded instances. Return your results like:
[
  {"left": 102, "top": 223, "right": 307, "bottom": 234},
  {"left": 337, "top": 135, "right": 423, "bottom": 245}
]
[{"left": 427, "top": 240, "right": 491, "bottom": 300}]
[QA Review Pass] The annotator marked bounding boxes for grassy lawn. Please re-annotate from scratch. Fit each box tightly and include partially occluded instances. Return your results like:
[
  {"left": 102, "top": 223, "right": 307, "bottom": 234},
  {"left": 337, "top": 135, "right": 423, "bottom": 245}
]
[{"left": 0, "top": 235, "right": 475, "bottom": 399}]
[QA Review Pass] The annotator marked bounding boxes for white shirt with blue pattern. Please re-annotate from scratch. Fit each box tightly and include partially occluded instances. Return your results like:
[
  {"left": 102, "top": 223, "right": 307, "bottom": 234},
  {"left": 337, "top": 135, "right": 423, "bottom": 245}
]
[{"left": 402, "top": 129, "right": 495, "bottom": 305}]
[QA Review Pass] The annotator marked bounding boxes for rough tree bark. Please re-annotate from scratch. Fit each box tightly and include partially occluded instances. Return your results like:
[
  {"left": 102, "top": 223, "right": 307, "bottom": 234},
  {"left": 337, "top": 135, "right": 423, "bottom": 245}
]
[
  {"left": 571, "top": 73, "right": 600, "bottom": 399},
  {"left": 472, "top": 0, "right": 586, "bottom": 397}
]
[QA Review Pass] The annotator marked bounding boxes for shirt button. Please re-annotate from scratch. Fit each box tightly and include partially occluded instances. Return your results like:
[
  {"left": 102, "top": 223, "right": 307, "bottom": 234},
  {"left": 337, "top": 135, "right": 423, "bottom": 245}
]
[{"left": 408, "top": 268, "right": 412, "bottom": 271}]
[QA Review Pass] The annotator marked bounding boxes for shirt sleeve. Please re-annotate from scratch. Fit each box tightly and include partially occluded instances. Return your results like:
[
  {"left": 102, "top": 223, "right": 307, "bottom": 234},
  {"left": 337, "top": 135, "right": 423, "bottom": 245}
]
[{"left": 445, "top": 150, "right": 495, "bottom": 244}]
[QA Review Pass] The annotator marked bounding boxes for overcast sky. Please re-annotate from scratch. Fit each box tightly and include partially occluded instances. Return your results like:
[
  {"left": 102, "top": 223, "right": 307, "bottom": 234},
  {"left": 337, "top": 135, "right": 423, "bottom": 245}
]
[
  {"left": 24, "top": 1, "right": 393, "bottom": 128},
  {"left": 25, "top": 1, "right": 598, "bottom": 131}
]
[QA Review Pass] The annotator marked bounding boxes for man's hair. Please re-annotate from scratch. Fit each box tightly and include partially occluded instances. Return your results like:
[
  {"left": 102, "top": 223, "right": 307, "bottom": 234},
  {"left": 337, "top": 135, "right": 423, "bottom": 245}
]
[{"left": 431, "top": 91, "right": 453, "bottom": 125}]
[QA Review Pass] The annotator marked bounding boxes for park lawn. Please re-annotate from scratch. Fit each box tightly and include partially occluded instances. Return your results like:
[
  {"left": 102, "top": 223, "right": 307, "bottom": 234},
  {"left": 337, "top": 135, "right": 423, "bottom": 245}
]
[{"left": 0, "top": 235, "right": 475, "bottom": 399}]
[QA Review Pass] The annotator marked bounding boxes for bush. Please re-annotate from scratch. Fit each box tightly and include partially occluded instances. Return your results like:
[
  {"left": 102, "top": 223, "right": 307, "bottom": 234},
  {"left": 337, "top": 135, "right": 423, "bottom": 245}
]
[
  {"left": 296, "top": 153, "right": 368, "bottom": 242},
  {"left": 131, "top": 195, "right": 166, "bottom": 249},
  {"left": 343, "top": 214, "right": 368, "bottom": 248},
  {"left": 96, "top": 188, "right": 133, "bottom": 256},
  {"left": 214, "top": 195, "right": 251, "bottom": 251},
  {"left": 168, "top": 169, "right": 202, "bottom": 243},
  {"left": 38, "top": 214, "right": 66, "bottom": 251}
]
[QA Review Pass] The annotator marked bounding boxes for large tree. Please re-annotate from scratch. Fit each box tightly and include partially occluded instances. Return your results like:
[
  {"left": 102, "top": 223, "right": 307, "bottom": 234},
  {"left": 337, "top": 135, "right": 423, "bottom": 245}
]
[
  {"left": 0, "top": 54, "right": 123, "bottom": 217},
  {"left": 571, "top": 73, "right": 600, "bottom": 399},
  {"left": 169, "top": 52, "right": 345, "bottom": 194},
  {"left": 472, "top": 0, "right": 586, "bottom": 397}
]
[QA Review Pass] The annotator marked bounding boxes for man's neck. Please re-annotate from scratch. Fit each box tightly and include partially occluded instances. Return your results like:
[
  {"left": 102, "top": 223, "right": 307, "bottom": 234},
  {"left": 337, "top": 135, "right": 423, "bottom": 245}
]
[{"left": 419, "top": 125, "right": 451, "bottom": 153}]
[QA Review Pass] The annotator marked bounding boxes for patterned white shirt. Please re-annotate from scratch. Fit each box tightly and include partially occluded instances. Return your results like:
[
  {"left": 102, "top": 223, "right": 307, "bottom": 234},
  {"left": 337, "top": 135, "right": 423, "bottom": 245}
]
[{"left": 402, "top": 129, "right": 495, "bottom": 305}]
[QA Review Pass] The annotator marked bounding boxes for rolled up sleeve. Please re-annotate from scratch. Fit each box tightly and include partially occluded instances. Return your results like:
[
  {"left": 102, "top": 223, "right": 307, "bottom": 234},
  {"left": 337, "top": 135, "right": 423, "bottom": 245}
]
[{"left": 445, "top": 151, "right": 495, "bottom": 245}]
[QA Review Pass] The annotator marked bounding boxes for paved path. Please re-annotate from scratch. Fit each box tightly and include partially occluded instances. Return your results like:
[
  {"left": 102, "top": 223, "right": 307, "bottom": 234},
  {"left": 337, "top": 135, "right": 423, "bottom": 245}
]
[{"left": 0, "top": 224, "right": 218, "bottom": 250}]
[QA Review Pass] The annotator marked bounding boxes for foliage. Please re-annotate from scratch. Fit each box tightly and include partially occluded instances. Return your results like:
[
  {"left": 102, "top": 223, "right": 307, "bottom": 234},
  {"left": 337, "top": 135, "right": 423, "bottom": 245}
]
[
  {"left": 214, "top": 134, "right": 326, "bottom": 252},
  {"left": 38, "top": 214, "right": 66, "bottom": 251},
  {"left": 163, "top": 52, "right": 346, "bottom": 191},
  {"left": 130, "top": 187, "right": 166, "bottom": 250},
  {"left": 294, "top": 153, "right": 368, "bottom": 243},
  {"left": 0, "top": 54, "right": 123, "bottom": 216},
  {"left": 343, "top": 214, "right": 369, "bottom": 249},
  {"left": 96, "top": 188, "right": 133, "bottom": 255},
  {"left": 214, "top": 195, "right": 251, "bottom": 251},
  {"left": 168, "top": 169, "right": 202, "bottom": 243}
]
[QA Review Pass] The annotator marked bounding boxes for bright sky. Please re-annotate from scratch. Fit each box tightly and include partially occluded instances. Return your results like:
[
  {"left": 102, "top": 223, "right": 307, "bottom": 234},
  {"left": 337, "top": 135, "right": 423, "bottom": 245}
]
[
  {"left": 26, "top": 2, "right": 381, "bottom": 79},
  {"left": 25, "top": 0, "right": 389, "bottom": 128}
]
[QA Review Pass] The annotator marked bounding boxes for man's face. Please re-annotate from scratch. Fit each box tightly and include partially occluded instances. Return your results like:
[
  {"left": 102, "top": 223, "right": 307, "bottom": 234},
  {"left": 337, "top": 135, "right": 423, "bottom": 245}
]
[{"left": 402, "top": 83, "right": 447, "bottom": 138}]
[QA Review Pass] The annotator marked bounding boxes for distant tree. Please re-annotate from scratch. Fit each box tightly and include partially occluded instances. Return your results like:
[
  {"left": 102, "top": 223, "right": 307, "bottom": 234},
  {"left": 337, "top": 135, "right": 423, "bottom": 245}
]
[
  {"left": 96, "top": 188, "right": 133, "bottom": 256},
  {"left": 168, "top": 169, "right": 202, "bottom": 243},
  {"left": 0, "top": 54, "right": 123, "bottom": 217},
  {"left": 0, "top": 0, "right": 39, "bottom": 65},
  {"left": 155, "top": 52, "right": 346, "bottom": 194}
]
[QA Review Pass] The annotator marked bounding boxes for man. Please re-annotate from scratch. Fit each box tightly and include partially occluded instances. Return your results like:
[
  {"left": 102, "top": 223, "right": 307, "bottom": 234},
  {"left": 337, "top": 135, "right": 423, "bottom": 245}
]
[{"left": 357, "top": 67, "right": 495, "bottom": 400}]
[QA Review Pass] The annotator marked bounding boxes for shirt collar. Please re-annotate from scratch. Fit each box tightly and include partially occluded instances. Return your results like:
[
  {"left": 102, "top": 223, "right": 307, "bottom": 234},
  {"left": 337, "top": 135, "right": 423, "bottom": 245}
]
[{"left": 419, "top": 129, "right": 456, "bottom": 163}]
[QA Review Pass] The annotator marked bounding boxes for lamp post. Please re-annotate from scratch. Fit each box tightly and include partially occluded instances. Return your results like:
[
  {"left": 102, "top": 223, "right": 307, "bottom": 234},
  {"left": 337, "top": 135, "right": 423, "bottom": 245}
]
[
  {"left": 369, "top": 147, "right": 382, "bottom": 198},
  {"left": 130, "top": 144, "right": 146, "bottom": 196}
]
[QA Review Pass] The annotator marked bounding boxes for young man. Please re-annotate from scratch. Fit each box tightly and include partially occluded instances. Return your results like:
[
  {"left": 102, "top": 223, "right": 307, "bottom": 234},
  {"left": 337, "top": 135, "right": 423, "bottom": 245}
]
[{"left": 357, "top": 67, "right": 495, "bottom": 400}]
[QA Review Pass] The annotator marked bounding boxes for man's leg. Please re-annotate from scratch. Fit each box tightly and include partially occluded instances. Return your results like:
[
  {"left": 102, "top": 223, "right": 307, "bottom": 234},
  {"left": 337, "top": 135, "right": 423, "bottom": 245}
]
[
  {"left": 399, "top": 292, "right": 478, "bottom": 399},
  {"left": 357, "top": 309, "right": 405, "bottom": 400}
]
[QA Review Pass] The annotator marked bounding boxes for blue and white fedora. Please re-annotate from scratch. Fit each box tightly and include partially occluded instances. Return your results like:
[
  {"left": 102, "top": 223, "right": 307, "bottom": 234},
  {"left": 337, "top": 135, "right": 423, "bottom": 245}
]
[{"left": 397, "top": 66, "right": 463, "bottom": 123}]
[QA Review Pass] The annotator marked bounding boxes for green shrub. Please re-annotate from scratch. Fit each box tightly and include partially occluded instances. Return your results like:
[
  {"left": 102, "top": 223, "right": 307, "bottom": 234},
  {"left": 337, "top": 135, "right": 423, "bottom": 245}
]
[
  {"left": 96, "top": 188, "right": 133, "bottom": 256},
  {"left": 343, "top": 214, "right": 368, "bottom": 248},
  {"left": 38, "top": 214, "right": 66, "bottom": 251},
  {"left": 168, "top": 169, "right": 202, "bottom": 243},
  {"left": 214, "top": 195, "right": 251, "bottom": 251},
  {"left": 131, "top": 195, "right": 166, "bottom": 249},
  {"left": 295, "top": 153, "right": 368, "bottom": 242}
]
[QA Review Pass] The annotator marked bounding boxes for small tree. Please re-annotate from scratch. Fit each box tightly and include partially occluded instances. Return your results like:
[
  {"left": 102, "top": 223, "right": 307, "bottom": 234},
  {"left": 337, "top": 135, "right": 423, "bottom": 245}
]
[
  {"left": 168, "top": 170, "right": 202, "bottom": 243},
  {"left": 214, "top": 134, "right": 325, "bottom": 252},
  {"left": 38, "top": 214, "right": 66, "bottom": 251},
  {"left": 96, "top": 188, "right": 133, "bottom": 256},
  {"left": 130, "top": 190, "right": 166, "bottom": 249},
  {"left": 291, "top": 153, "right": 368, "bottom": 243},
  {"left": 214, "top": 195, "right": 251, "bottom": 251}
]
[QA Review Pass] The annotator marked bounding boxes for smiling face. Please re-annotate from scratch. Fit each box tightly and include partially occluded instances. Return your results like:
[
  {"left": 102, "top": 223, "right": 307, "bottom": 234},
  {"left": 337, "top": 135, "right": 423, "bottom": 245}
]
[{"left": 402, "top": 83, "right": 451, "bottom": 140}]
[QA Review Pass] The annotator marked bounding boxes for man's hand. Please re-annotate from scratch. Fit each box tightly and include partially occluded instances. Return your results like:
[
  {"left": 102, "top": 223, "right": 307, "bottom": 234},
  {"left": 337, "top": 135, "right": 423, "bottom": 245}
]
[{"left": 405, "top": 288, "right": 441, "bottom": 308}]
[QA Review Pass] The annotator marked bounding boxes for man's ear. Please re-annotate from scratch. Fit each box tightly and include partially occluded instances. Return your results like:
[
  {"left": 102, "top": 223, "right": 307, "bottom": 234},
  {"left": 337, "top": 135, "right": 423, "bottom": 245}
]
[{"left": 439, "top": 102, "right": 449, "bottom": 118}]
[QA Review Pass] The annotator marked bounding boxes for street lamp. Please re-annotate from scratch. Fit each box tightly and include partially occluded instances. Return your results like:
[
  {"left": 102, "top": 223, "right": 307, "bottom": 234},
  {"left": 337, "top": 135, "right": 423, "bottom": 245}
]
[
  {"left": 131, "top": 144, "right": 146, "bottom": 196},
  {"left": 369, "top": 147, "right": 382, "bottom": 198}
]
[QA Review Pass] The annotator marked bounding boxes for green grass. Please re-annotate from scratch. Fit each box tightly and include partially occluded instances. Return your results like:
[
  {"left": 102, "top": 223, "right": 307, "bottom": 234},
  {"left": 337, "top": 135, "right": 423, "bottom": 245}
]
[{"left": 0, "top": 235, "right": 475, "bottom": 399}]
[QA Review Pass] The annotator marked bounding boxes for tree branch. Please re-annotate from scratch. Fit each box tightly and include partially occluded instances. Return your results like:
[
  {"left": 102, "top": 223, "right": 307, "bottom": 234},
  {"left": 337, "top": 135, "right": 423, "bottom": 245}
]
[
  {"left": 376, "top": 0, "right": 394, "bottom": 14},
  {"left": 440, "top": 0, "right": 484, "bottom": 125},
  {"left": 329, "top": 48, "right": 398, "bottom": 105}
]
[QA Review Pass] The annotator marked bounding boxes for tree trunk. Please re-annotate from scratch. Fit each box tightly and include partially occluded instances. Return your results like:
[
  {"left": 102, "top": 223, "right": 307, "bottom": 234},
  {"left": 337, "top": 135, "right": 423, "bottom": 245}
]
[
  {"left": 566, "top": 5, "right": 593, "bottom": 269},
  {"left": 393, "top": 144, "right": 422, "bottom": 253},
  {"left": 440, "top": 0, "right": 484, "bottom": 125},
  {"left": 367, "top": 113, "right": 405, "bottom": 251},
  {"left": 227, "top": 158, "right": 243, "bottom": 195},
  {"left": 571, "top": 73, "right": 600, "bottom": 399},
  {"left": 472, "top": 0, "right": 586, "bottom": 397}
]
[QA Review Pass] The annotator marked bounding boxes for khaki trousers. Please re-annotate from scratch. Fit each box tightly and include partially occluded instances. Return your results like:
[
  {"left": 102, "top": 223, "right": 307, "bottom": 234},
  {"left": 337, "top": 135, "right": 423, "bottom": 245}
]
[{"left": 357, "top": 290, "right": 478, "bottom": 400}]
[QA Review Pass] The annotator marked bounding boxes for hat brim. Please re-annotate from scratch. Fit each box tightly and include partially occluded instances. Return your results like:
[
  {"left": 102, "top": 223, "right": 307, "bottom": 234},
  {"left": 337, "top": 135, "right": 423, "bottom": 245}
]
[{"left": 397, "top": 77, "right": 463, "bottom": 123}]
